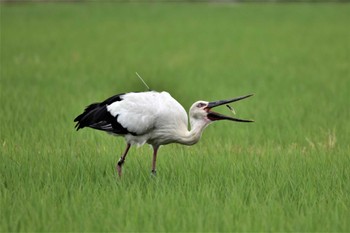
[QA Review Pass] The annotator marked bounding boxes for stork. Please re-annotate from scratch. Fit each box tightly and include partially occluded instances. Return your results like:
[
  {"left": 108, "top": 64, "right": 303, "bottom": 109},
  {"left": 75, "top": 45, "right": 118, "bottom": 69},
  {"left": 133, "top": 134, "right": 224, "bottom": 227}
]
[{"left": 74, "top": 91, "right": 253, "bottom": 176}]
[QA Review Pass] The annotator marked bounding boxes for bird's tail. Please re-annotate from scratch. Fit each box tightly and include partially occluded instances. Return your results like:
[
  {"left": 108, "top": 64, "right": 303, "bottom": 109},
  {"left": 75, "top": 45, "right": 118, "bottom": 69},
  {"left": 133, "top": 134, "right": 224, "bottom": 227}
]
[{"left": 74, "top": 103, "right": 100, "bottom": 130}]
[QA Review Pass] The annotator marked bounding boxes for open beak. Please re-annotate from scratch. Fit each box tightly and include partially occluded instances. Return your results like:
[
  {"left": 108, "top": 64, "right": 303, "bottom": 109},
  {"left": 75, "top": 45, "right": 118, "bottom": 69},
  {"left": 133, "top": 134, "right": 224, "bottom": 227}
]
[{"left": 206, "top": 94, "right": 254, "bottom": 123}]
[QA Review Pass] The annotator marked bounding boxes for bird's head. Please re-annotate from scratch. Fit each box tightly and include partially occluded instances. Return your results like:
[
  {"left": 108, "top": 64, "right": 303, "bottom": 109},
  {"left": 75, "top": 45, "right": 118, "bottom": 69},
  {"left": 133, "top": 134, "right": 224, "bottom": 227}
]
[{"left": 189, "top": 94, "right": 254, "bottom": 124}]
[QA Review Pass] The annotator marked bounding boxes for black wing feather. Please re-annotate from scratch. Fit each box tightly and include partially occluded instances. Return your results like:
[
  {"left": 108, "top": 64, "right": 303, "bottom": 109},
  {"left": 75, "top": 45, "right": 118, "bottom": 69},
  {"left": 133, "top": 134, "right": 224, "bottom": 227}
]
[{"left": 74, "top": 93, "right": 136, "bottom": 135}]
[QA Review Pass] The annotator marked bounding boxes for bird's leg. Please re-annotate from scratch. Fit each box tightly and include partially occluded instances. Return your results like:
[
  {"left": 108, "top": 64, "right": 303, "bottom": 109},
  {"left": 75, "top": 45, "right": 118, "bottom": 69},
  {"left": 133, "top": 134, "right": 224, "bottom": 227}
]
[
  {"left": 116, "top": 143, "right": 131, "bottom": 177},
  {"left": 151, "top": 145, "right": 159, "bottom": 176}
]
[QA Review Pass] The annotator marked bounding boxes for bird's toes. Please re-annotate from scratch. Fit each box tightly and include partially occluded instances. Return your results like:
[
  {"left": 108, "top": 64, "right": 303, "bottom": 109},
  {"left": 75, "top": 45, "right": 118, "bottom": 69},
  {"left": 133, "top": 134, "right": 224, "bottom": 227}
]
[{"left": 151, "top": 170, "right": 157, "bottom": 177}]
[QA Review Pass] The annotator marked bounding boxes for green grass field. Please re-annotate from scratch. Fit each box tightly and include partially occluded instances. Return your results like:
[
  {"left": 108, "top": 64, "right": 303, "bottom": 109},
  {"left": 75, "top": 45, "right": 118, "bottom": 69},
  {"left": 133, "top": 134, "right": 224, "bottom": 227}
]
[{"left": 1, "top": 3, "right": 350, "bottom": 232}]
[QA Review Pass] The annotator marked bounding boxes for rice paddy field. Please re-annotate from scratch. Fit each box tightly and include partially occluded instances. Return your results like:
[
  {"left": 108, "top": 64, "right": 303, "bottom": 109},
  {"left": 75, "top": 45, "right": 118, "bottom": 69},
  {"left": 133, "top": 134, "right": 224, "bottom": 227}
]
[{"left": 1, "top": 2, "right": 350, "bottom": 232}]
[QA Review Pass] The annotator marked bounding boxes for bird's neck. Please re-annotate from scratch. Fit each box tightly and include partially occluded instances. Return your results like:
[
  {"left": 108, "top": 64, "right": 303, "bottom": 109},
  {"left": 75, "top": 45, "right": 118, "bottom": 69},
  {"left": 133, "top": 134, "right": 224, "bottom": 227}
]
[{"left": 176, "top": 119, "right": 209, "bottom": 146}]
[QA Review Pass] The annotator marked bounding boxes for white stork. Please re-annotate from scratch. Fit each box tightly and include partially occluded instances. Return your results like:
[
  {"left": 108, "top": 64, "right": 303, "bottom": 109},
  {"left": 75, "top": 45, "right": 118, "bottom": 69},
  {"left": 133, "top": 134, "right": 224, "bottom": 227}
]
[{"left": 74, "top": 91, "right": 253, "bottom": 176}]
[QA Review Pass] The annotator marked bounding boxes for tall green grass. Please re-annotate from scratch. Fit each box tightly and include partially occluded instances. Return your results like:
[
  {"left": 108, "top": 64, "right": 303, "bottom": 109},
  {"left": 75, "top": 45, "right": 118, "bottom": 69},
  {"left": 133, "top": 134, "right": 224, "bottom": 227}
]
[{"left": 1, "top": 3, "right": 349, "bottom": 231}]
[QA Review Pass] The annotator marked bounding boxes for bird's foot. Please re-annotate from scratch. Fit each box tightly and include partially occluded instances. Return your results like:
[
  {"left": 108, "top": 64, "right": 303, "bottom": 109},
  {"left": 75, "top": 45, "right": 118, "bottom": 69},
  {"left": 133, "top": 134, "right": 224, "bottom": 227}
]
[
  {"left": 116, "top": 164, "right": 122, "bottom": 177},
  {"left": 116, "top": 157, "right": 125, "bottom": 177},
  {"left": 151, "top": 169, "right": 157, "bottom": 176}
]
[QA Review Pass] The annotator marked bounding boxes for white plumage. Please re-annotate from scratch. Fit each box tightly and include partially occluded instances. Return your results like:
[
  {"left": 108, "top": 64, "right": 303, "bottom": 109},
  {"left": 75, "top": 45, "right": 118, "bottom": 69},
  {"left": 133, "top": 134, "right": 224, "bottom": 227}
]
[
  {"left": 107, "top": 91, "right": 188, "bottom": 146},
  {"left": 74, "top": 91, "right": 253, "bottom": 176}
]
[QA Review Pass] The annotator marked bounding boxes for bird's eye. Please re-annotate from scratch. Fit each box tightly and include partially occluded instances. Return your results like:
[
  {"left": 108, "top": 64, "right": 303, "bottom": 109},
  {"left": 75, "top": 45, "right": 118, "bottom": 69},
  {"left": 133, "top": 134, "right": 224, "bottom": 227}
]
[{"left": 196, "top": 103, "right": 206, "bottom": 108}]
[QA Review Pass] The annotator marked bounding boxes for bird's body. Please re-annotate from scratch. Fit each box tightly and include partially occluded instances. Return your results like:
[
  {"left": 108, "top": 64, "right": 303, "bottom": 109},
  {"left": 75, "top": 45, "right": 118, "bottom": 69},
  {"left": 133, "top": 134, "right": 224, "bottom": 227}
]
[
  {"left": 75, "top": 91, "right": 204, "bottom": 146},
  {"left": 74, "top": 90, "right": 253, "bottom": 176}
]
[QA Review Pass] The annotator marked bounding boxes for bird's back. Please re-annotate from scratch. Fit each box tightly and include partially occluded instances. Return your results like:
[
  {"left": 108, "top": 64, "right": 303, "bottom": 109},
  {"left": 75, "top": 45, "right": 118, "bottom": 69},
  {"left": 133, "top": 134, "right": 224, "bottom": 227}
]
[
  {"left": 108, "top": 91, "right": 188, "bottom": 136},
  {"left": 74, "top": 91, "right": 188, "bottom": 145}
]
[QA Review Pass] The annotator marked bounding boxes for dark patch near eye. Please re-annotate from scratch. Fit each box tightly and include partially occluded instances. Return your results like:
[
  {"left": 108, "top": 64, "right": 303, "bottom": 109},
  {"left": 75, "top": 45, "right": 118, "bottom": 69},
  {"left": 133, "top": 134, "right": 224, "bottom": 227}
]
[{"left": 196, "top": 103, "right": 206, "bottom": 108}]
